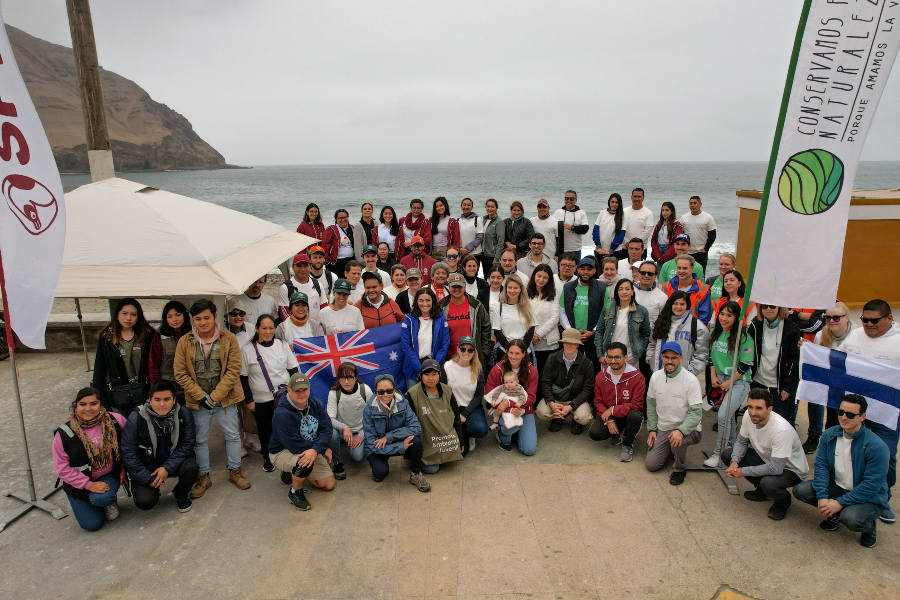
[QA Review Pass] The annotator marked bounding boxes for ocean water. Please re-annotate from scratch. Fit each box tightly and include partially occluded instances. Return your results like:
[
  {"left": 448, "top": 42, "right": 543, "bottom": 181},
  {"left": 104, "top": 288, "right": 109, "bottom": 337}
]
[{"left": 60, "top": 162, "right": 900, "bottom": 275}]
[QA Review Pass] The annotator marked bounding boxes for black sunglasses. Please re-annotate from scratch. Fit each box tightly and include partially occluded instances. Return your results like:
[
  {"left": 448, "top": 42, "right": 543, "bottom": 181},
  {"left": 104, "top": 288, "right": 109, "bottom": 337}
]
[
  {"left": 639, "top": 270, "right": 656, "bottom": 276},
  {"left": 228, "top": 311, "right": 246, "bottom": 317},
  {"left": 376, "top": 388, "right": 395, "bottom": 396},
  {"left": 446, "top": 254, "right": 459, "bottom": 259},
  {"left": 759, "top": 304, "right": 778, "bottom": 310},
  {"left": 837, "top": 408, "right": 861, "bottom": 419},
  {"left": 458, "top": 347, "right": 475, "bottom": 354},
  {"left": 861, "top": 316, "right": 886, "bottom": 324},
  {"left": 564, "top": 197, "right": 576, "bottom": 201},
  {"left": 823, "top": 315, "right": 847, "bottom": 322}
]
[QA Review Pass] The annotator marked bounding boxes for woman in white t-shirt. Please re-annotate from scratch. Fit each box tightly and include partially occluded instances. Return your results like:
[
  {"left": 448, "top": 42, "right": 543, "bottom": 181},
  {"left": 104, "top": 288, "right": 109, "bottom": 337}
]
[
  {"left": 526, "top": 264, "right": 560, "bottom": 383},
  {"left": 240, "top": 314, "right": 299, "bottom": 472},
  {"left": 491, "top": 274, "right": 535, "bottom": 362},
  {"left": 318, "top": 279, "right": 365, "bottom": 335},
  {"left": 276, "top": 292, "right": 326, "bottom": 343},
  {"left": 327, "top": 362, "right": 371, "bottom": 480},
  {"left": 373, "top": 206, "right": 400, "bottom": 259},
  {"left": 595, "top": 279, "right": 650, "bottom": 369},
  {"left": 444, "top": 336, "right": 487, "bottom": 454}
]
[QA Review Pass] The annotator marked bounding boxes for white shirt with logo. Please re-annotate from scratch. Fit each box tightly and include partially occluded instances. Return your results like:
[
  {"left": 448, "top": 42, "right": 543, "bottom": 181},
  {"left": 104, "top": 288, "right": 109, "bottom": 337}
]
[
  {"left": 240, "top": 340, "right": 299, "bottom": 403},
  {"left": 319, "top": 305, "right": 365, "bottom": 335},
  {"left": 648, "top": 367, "right": 703, "bottom": 432}
]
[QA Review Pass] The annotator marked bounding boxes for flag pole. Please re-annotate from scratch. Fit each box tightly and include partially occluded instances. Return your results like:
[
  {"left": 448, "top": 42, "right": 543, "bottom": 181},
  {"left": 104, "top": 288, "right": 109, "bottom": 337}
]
[
  {"left": 74, "top": 298, "right": 92, "bottom": 372},
  {"left": 0, "top": 248, "right": 66, "bottom": 532},
  {"left": 693, "top": 0, "right": 814, "bottom": 490}
]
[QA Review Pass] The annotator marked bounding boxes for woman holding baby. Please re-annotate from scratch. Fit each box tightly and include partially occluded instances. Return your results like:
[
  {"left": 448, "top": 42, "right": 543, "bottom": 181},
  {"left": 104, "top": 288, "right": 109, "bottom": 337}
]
[{"left": 484, "top": 339, "right": 538, "bottom": 455}]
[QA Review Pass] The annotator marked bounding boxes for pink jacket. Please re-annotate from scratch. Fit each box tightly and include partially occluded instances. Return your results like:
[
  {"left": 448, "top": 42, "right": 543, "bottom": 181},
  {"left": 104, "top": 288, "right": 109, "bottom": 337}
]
[{"left": 52, "top": 412, "right": 128, "bottom": 489}]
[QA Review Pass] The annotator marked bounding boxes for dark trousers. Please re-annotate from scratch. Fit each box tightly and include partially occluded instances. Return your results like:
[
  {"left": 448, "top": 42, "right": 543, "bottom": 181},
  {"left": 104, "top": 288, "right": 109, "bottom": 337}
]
[
  {"left": 366, "top": 436, "right": 424, "bottom": 478},
  {"left": 479, "top": 254, "right": 495, "bottom": 279},
  {"left": 690, "top": 252, "right": 709, "bottom": 271},
  {"left": 254, "top": 400, "right": 276, "bottom": 460},
  {"left": 329, "top": 256, "right": 354, "bottom": 279},
  {"left": 583, "top": 340, "right": 602, "bottom": 380},
  {"left": 639, "top": 356, "right": 652, "bottom": 390},
  {"left": 721, "top": 448, "right": 801, "bottom": 505},
  {"left": 534, "top": 349, "right": 555, "bottom": 403},
  {"left": 793, "top": 480, "right": 882, "bottom": 533},
  {"left": 132, "top": 456, "right": 200, "bottom": 510},
  {"left": 589, "top": 410, "right": 644, "bottom": 446},
  {"left": 866, "top": 419, "right": 898, "bottom": 500},
  {"left": 753, "top": 384, "right": 798, "bottom": 428}
]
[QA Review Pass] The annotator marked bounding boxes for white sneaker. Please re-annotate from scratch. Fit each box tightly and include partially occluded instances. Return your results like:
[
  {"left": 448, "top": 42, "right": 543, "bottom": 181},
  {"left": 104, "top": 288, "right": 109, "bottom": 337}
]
[
  {"left": 251, "top": 443, "right": 262, "bottom": 452},
  {"left": 240, "top": 446, "right": 249, "bottom": 458},
  {"left": 468, "top": 438, "right": 477, "bottom": 452},
  {"left": 703, "top": 453, "right": 721, "bottom": 468},
  {"left": 105, "top": 501, "right": 120, "bottom": 521}
]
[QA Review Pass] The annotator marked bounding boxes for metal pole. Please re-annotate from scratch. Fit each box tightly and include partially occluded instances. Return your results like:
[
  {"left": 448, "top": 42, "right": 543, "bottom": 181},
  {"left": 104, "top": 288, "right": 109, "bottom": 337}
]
[{"left": 74, "top": 298, "right": 92, "bottom": 371}]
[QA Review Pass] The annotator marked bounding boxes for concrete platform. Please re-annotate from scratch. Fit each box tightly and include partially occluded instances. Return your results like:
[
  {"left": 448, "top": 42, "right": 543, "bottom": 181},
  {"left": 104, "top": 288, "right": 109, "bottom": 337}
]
[{"left": 0, "top": 352, "right": 897, "bottom": 600}]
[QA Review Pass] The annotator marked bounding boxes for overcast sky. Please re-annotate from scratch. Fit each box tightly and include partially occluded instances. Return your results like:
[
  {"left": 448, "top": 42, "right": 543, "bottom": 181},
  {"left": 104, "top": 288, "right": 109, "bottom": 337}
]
[{"left": 4, "top": 1, "right": 900, "bottom": 165}]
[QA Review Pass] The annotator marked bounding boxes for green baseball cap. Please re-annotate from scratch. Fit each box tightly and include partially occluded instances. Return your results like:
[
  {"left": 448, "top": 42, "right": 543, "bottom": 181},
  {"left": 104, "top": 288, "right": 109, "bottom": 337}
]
[
  {"left": 458, "top": 335, "right": 476, "bottom": 349},
  {"left": 333, "top": 278, "right": 352, "bottom": 294},
  {"left": 406, "top": 268, "right": 422, "bottom": 279},
  {"left": 288, "top": 291, "right": 309, "bottom": 306},
  {"left": 363, "top": 244, "right": 378, "bottom": 255},
  {"left": 288, "top": 372, "right": 311, "bottom": 391}
]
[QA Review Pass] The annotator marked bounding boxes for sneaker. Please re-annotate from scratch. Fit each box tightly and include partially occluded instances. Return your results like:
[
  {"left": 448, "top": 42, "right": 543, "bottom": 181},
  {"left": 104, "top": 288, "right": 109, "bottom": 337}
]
[
  {"left": 548, "top": 418, "right": 564, "bottom": 432},
  {"left": 820, "top": 514, "right": 841, "bottom": 531},
  {"left": 879, "top": 507, "right": 895, "bottom": 524},
  {"left": 610, "top": 433, "right": 623, "bottom": 446},
  {"left": 802, "top": 432, "right": 821, "bottom": 455},
  {"left": 229, "top": 467, "right": 251, "bottom": 490},
  {"left": 263, "top": 459, "right": 275, "bottom": 473},
  {"left": 104, "top": 501, "right": 120, "bottom": 521},
  {"left": 372, "top": 473, "right": 385, "bottom": 483},
  {"left": 495, "top": 429, "right": 512, "bottom": 451},
  {"left": 288, "top": 488, "right": 311, "bottom": 511},
  {"left": 250, "top": 443, "right": 262, "bottom": 452},
  {"left": 409, "top": 470, "right": 431, "bottom": 493},
  {"left": 176, "top": 496, "right": 192, "bottom": 513},
  {"left": 280, "top": 471, "right": 292, "bottom": 485},
  {"left": 240, "top": 446, "right": 249, "bottom": 458},
  {"left": 669, "top": 471, "right": 686, "bottom": 486},
  {"left": 768, "top": 499, "right": 790, "bottom": 521},
  {"left": 619, "top": 445, "right": 634, "bottom": 462},
  {"left": 468, "top": 437, "right": 477, "bottom": 452},
  {"left": 712, "top": 422, "right": 719, "bottom": 432},
  {"left": 860, "top": 527, "right": 877, "bottom": 548},
  {"left": 191, "top": 472, "right": 212, "bottom": 498},
  {"left": 571, "top": 422, "right": 583, "bottom": 436},
  {"left": 703, "top": 453, "right": 722, "bottom": 468},
  {"left": 743, "top": 488, "right": 768, "bottom": 502},
  {"left": 333, "top": 462, "right": 347, "bottom": 481}
]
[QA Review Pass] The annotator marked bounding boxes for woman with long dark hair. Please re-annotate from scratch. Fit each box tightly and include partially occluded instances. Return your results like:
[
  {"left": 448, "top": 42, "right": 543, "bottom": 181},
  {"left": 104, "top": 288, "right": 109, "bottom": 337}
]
[
  {"left": 481, "top": 198, "right": 506, "bottom": 276},
  {"left": 430, "top": 196, "right": 459, "bottom": 262},
  {"left": 373, "top": 206, "right": 400, "bottom": 259},
  {"left": 651, "top": 201, "right": 683, "bottom": 265},
  {"left": 352, "top": 203, "right": 377, "bottom": 260},
  {"left": 240, "top": 314, "right": 299, "bottom": 472},
  {"left": 52, "top": 387, "right": 128, "bottom": 531},
  {"left": 593, "top": 193, "right": 626, "bottom": 264},
  {"left": 485, "top": 340, "right": 538, "bottom": 455},
  {"left": 148, "top": 300, "right": 191, "bottom": 404},
  {"left": 327, "top": 362, "right": 370, "bottom": 481},
  {"left": 93, "top": 298, "right": 156, "bottom": 415},
  {"left": 296, "top": 203, "right": 325, "bottom": 248},
  {"left": 646, "top": 290, "right": 709, "bottom": 381},
  {"left": 322, "top": 209, "right": 356, "bottom": 277},
  {"left": 461, "top": 254, "right": 490, "bottom": 309},
  {"left": 712, "top": 269, "right": 757, "bottom": 325},
  {"left": 526, "top": 264, "right": 559, "bottom": 380},
  {"left": 503, "top": 201, "right": 535, "bottom": 259},
  {"left": 594, "top": 279, "right": 650, "bottom": 368},
  {"left": 399, "top": 288, "right": 450, "bottom": 391}
]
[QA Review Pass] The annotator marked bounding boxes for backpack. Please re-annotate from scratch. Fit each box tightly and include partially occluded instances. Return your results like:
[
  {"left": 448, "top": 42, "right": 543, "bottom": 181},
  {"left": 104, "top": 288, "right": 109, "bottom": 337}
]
[{"left": 335, "top": 382, "right": 370, "bottom": 406}]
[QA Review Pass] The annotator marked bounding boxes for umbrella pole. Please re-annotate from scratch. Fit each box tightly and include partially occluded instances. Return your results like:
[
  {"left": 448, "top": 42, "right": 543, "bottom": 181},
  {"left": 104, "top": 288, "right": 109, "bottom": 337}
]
[{"left": 74, "top": 298, "right": 91, "bottom": 372}]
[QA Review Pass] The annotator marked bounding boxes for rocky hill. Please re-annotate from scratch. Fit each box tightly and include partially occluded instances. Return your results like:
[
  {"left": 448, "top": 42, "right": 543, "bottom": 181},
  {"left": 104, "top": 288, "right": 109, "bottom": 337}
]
[{"left": 8, "top": 25, "right": 237, "bottom": 172}]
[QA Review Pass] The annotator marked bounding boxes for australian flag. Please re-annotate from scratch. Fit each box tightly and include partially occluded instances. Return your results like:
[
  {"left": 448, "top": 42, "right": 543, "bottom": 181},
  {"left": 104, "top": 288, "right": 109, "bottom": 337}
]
[{"left": 289, "top": 323, "right": 406, "bottom": 402}]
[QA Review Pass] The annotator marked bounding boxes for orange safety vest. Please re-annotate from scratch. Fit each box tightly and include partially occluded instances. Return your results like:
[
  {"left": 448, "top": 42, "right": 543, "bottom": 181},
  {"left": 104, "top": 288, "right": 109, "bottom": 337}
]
[
  {"left": 663, "top": 279, "right": 711, "bottom": 320},
  {"left": 713, "top": 296, "right": 756, "bottom": 326},
  {"left": 791, "top": 307, "right": 820, "bottom": 342}
]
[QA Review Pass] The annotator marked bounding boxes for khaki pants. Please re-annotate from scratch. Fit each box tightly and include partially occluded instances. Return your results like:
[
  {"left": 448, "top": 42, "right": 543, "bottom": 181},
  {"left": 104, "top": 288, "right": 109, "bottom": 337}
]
[
  {"left": 535, "top": 399, "right": 594, "bottom": 425},
  {"left": 271, "top": 449, "right": 333, "bottom": 482}
]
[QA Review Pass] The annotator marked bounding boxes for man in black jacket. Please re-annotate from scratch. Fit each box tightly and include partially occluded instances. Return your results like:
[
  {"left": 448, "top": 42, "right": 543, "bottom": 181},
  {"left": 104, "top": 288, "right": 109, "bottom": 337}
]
[
  {"left": 747, "top": 305, "right": 801, "bottom": 427},
  {"left": 536, "top": 329, "right": 595, "bottom": 435},
  {"left": 121, "top": 380, "right": 198, "bottom": 513}
]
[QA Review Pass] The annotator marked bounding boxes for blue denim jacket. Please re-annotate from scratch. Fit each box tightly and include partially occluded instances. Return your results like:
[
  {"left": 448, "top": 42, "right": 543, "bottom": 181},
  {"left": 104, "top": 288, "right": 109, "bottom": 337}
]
[{"left": 595, "top": 302, "right": 651, "bottom": 359}]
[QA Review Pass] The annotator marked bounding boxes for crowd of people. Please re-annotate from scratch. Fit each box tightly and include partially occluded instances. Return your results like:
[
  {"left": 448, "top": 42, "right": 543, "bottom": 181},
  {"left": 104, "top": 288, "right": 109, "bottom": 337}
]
[{"left": 53, "top": 192, "right": 896, "bottom": 549}]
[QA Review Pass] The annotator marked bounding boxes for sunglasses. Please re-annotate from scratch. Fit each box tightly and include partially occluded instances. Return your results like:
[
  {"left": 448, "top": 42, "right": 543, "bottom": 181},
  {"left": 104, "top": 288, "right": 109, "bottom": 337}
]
[
  {"left": 759, "top": 304, "right": 778, "bottom": 310},
  {"left": 861, "top": 316, "right": 886, "bottom": 324},
  {"left": 446, "top": 254, "right": 459, "bottom": 259},
  {"left": 458, "top": 347, "right": 475, "bottom": 354},
  {"left": 836, "top": 408, "right": 861, "bottom": 419},
  {"left": 564, "top": 197, "right": 576, "bottom": 201},
  {"left": 376, "top": 388, "right": 395, "bottom": 396},
  {"left": 639, "top": 270, "right": 656, "bottom": 276},
  {"left": 823, "top": 315, "right": 847, "bottom": 322},
  {"left": 228, "top": 311, "right": 246, "bottom": 317}
]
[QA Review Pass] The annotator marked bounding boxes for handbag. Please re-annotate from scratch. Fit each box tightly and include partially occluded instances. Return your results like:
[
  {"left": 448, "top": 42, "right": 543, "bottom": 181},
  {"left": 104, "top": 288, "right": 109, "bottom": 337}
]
[
  {"left": 254, "top": 342, "right": 288, "bottom": 408},
  {"left": 110, "top": 381, "right": 144, "bottom": 412}
]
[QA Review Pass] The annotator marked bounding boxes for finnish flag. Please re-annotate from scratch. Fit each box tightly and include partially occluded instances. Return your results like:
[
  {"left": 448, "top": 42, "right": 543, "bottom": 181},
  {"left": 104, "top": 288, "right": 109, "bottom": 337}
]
[{"left": 798, "top": 343, "right": 900, "bottom": 431}]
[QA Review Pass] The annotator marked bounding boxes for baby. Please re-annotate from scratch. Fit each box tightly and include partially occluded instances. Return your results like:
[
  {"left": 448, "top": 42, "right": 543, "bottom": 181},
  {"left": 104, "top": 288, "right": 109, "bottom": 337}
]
[{"left": 485, "top": 371, "right": 528, "bottom": 430}]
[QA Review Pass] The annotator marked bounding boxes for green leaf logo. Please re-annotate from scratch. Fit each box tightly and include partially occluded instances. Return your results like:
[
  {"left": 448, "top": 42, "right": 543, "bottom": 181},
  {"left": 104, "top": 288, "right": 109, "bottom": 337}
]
[{"left": 777, "top": 149, "right": 844, "bottom": 215}]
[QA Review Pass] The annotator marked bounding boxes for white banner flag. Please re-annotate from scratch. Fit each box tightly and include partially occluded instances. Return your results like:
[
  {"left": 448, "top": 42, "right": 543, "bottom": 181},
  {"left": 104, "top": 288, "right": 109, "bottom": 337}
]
[
  {"left": 751, "top": 0, "right": 900, "bottom": 309},
  {"left": 0, "top": 10, "right": 66, "bottom": 349}
]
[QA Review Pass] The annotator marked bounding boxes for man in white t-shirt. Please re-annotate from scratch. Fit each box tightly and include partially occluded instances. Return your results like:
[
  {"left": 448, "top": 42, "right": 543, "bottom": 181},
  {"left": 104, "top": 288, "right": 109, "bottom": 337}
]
[
  {"left": 680, "top": 196, "right": 717, "bottom": 271},
  {"left": 633, "top": 261, "right": 668, "bottom": 331},
  {"left": 278, "top": 253, "right": 326, "bottom": 323},
  {"left": 622, "top": 188, "right": 654, "bottom": 258},
  {"left": 551, "top": 190, "right": 589, "bottom": 260},
  {"left": 723, "top": 388, "right": 808, "bottom": 521},
  {"left": 238, "top": 276, "right": 278, "bottom": 329},
  {"left": 617, "top": 238, "right": 646, "bottom": 279},
  {"left": 531, "top": 199, "right": 559, "bottom": 261},
  {"left": 360, "top": 244, "right": 391, "bottom": 285},
  {"left": 308, "top": 245, "right": 335, "bottom": 305},
  {"left": 645, "top": 342, "right": 703, "bottom": 485},
  {"left": 554, "top": 253, "right": 578, "bottom": 307}
]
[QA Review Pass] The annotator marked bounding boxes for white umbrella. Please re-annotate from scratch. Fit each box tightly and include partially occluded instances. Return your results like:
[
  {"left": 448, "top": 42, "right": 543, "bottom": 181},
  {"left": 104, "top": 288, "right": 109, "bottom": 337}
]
[{"left": 57, "top": 177, "right": 316, "bottom": 297}]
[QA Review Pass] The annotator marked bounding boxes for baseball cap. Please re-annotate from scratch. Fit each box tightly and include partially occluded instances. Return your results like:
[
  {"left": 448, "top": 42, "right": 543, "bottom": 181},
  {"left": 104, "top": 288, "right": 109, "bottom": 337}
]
[
  {"left": 288, "top": 292, "right": 309, "bottom": 306},
  {"left": 457, "top": 335, "right": 476, "bottom": 348},
  {"left": 361, "top": 271, "right": 382, "bottom": 283},
  {"left": 660, "top": 341, "right": 683, "bottom": 356},
  {"left": 288, "top": 372, "right": 311, "bottom": 391},
  {"left": 674, "top": 233, "right": 691, "bottom": 244},
  {"left": 362, "top": 244, "right": 378, "bottom": 255},
  {"left": 292, "top": 252, "right": 310, "bottom": 265},
  {"left": 537, "top": 199, "right": 549, "bottom": 207},
  {"left": 448, "top": 273, "right": 465, "bottom": 287},
  {"left": 411, "top": 236, "right": 425, "bottom": 245},
  {"left": 578, "top": 256, "right": 596, "bottom": 268},
  {"left": 630, "top": 260, "right": 644, "bottom": 270},
  {"left": 332, "top": 278, "right": 352, "bottom": 294},
  {"left": 308, "top": 245, "right": 326, "bottom": 255},
  {"left": 406, "top": 268, "right": 422, "bottom": 279},
  {"left": 420, "top": 358, "right": 441, "bottom": 374}
]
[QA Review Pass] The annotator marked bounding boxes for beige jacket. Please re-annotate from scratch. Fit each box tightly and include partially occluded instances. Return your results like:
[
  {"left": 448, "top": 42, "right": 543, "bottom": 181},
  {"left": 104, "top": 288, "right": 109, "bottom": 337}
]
[{"left": 174, "top": 329, "right": 244, "bottom": 409}]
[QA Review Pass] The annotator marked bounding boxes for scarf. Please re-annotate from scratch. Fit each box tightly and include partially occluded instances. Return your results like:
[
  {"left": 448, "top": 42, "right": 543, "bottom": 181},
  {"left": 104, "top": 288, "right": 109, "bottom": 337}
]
[
  {"left": 139, "top": 403, "right": 181, "bottom": 458},
  {"left": 69, "top": 408, "right": 120, "bottom": 471},
  {"left": 290, "top": 313, "right": 309, "bottom": 327},
  {"left": 376, "top": 394, "right": 397, "bottom": 417},
  {"left": 598, "top": 274, "right": 621, "bottom": 289},
  {"left": 404, "top": 213, "right": 426, "bottom": 231}
]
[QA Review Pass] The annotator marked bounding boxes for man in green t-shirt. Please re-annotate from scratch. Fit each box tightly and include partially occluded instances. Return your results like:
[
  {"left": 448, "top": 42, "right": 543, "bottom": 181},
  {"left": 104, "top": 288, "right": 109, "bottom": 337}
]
[
  {"left": 561, "top": 257, "right": 606, "bottom": 373},
  {"left": 659, "top": 233, "right": 704, "bottom": 284}
]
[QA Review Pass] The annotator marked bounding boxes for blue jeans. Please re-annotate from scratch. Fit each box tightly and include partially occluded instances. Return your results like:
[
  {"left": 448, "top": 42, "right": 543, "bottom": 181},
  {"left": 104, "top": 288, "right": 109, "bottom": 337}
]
[
  {"left": 191, "top": 404, "right": 243, "bottom": 472},
  {"left": 66, "top": 473, "right": 119, "bottom": 532},
  {"left": 715, "top": 379, "right": 749, "bottom": 454},
  {"left": 330, "top": 428, "right": 365, "bottom": 463},
  {"left": 498, "top": 413, "right": 537, "bottom": 456},
  {"left": 793, "top": 480, "right": 882, "bottom": 532},
  {"left": 807, "top": 402, "right": 825, "bottom": 436},
  {"left": 422, "top": 464, "right": 440, "bottom": 474},
  {"left": 460, "top": 408, "right": 489, "bottom": 457},
  {"left": 866, "top": 419, "right": 898, "bottom": 501},
  {"left": 571, "top": 250, "right": 582, "bottom": 262}
]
